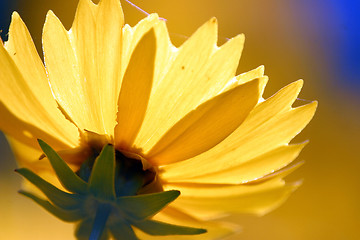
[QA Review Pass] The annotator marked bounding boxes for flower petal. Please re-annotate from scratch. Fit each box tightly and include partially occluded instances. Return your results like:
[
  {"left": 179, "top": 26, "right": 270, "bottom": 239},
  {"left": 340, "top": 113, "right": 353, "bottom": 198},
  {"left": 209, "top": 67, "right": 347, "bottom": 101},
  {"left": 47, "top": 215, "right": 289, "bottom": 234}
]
[
  {"left": 43, "top": 11, "right": 100, "bottom": 133},
  {"left": 70, "top": 0, "right": 124, "bottom": 135},
  {"left": 0, "top": 103, "right": 70, "bottom": 150},
  {"left": 221, "top": 65, "right": 265, "bottom": 92},
  {"left": 160, "top": 81, "right": 317, "bottom": 182},
  {"left": 114, "top": 29, "right": 156, "bottom": 150},
  {"left": 135, "top": 19, "right": 248, "bottom": 154},
  {"left": 165, "top": 173, "right": 300, "bottom": 219},
  {"left": 0, "top": 19, "right": 76, "bottom": 149},
  {"left": 170, "top": 143, "right": 307, "bottom": 184},
  {"left": 120, "top": 14, "right": 172, "bottom": 94},
  {"left": 45, "top": 0, "right": 124, "bottom": 136},
  {"left": 4, "top": 13, "right": 51, "bottom": 111},
  {"left": 147, "top": 79, "right": 261, "bottom": 165},
  {"left": 95, "top": 0, "right": 124, "bottom": 135},
  {"left": 4, "top": 13, "right": 78, "bottom": 146}
]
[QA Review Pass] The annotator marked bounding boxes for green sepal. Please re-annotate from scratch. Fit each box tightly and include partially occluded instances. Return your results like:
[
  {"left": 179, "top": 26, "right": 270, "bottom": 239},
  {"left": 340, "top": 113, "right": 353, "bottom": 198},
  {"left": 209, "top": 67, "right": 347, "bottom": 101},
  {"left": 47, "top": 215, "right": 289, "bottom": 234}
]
[
  {"left": 133, "top": 219, "right": 207, "bottom": 236},
  {"left": 108, "top": 221, "right": 138, "bottom": 240},
  {"left": 76, "top": 219, "right": 109, "bottom": 240},
  {"left": 19, "top": 190, "right": 84, "bottom": 222},
  {"left": 16, "top": 168, "right": 83, "bottom": 210},
  {"left": 17, "top": 141, "right": 208, "bottom": 238},
  {"left": 116, "top": 190, "right": 180, "bottom": 221},
  {"left": 38, "top": 139, "right": 88, "bottom": 194},
  {"left": 88, "top": 144, "right": 116, "bottom": 200},
  {"left": 77, "top": 154, "right": 97, "bottom": 182}
]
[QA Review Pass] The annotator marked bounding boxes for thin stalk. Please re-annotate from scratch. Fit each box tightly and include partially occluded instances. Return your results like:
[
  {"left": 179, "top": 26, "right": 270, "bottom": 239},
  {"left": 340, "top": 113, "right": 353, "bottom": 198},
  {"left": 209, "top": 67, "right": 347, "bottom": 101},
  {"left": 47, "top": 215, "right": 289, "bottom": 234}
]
[{"left": 89, "top": 204, "right": 111, "bottom": 240}]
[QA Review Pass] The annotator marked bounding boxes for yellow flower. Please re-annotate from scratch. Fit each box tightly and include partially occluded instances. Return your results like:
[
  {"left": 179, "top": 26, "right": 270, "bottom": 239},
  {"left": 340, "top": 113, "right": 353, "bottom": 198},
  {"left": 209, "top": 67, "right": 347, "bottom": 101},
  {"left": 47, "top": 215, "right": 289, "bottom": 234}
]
[{"left": 0, "top": 0, "right": 317, "bottom": 239}]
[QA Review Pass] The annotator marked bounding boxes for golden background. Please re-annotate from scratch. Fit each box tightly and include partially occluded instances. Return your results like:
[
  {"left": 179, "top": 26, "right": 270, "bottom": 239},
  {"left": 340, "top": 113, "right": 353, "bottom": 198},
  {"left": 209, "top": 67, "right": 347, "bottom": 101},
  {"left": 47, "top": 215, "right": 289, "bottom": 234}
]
[{"left": 0, "top": 0, "right": 359, "bottom": 239}]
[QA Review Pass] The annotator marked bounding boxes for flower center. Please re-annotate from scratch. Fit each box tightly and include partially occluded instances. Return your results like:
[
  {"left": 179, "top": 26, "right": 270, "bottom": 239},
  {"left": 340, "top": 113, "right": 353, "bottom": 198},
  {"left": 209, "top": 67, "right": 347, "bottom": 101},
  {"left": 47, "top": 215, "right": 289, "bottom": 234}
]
[{"left": 77, "top": 133, "right": 163, "bottom": 197}]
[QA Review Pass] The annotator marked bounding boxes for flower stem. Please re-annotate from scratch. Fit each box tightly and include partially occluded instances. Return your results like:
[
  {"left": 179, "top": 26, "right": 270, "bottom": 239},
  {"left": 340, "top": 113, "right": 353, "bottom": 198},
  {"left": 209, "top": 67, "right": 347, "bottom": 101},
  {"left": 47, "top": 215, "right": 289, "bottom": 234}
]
[{"left": 89, "top": 204, "right": 111, "bottom": 240}]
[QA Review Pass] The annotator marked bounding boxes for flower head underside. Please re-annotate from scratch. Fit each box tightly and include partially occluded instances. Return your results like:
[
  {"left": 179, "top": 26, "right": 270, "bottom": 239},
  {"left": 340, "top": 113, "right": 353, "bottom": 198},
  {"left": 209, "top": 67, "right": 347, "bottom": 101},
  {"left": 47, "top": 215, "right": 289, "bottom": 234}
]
[{"left": 0, "top": 0, "right": 317, "bottom": 239}]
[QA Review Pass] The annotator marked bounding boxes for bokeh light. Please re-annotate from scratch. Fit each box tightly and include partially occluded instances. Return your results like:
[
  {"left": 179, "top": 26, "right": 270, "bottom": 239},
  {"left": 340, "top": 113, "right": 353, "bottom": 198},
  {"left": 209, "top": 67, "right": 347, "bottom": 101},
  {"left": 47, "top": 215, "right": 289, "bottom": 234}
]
[{"left": 0, "top": 0, "right": 359, "bottom": 239}]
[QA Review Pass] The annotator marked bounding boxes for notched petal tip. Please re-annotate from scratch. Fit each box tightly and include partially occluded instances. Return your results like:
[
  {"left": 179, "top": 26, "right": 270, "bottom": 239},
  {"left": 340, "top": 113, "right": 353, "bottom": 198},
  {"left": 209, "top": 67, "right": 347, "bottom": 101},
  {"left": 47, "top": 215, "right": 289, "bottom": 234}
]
[
  {"left": 44, "top": 10, "right": 67, "bottom": 31},
  {"left": 312, "top": 100, "right": 319, "bottom": 107},
  {"left": 147, "top": 13, "right": 160, "bottom": 20},
  {"left": 209, "top": 17, "right": 218, "bottom": 25},
  {"left": 180, "top": 16, "right": 218, "bottom": 48},
  {"left": 45, "top": 10, "right": 57, "bottom": 20},
  {"left": 10, "top": 11, "right": 21, "bottom": 21},
  {"left": 230, "top": 33, "right": 245, "bottom": 44},
  {"left": 258, "top": 65, "right": 265, "bottom": 74},
  {"left": 293, "top": 79, "right": 304, "bottom": 91},
  {"left": 43, "top": 10, "right": 63, "bottom": 33},
  {"left": 298, "top": 100, "right": 318, "bottom": 112}
]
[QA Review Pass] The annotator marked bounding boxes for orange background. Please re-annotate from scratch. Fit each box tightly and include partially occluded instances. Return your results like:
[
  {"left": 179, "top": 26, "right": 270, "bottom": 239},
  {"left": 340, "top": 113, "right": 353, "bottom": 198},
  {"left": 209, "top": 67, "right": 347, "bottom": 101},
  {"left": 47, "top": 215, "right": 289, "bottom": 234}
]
[{"left": 0, "top": 0, "right": 359, "bottom": 239}]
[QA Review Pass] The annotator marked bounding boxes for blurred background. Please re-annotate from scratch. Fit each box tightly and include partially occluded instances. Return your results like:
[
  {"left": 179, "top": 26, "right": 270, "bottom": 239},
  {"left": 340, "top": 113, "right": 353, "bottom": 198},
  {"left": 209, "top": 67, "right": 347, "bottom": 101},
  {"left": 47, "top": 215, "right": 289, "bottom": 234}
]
[{"left": 0, "top": 0, "right": 359, "bottom": 239}]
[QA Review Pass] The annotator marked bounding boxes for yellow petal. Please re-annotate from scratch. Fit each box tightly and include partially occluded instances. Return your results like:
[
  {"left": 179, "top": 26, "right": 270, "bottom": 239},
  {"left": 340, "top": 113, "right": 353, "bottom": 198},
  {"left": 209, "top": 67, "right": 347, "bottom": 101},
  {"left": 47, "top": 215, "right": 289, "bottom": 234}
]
[
  {"left": 135, "top": 18, "right": 248, "bottom": 154},
  {"left": 0, "top": 26, "right": 75, "bottom": 150},
  {"left": 3, "top": 12, "right": 78, "bottom": 147},
  {"left": 221, "top": 65, "right": 265, "bottom": 92},
  {"left": 74, "top": 0, "right": 124, "bottom": 135},
  {"left": 147, "top": 79, "right": 261, "bottom": 165},
  {"left": 146, "top": 80, "right": 259, "bottom": 165},
  {"left": 172, "top": 143, "right": 307, "bottom": 184},
  {"left": 237, "top": 65, "right": 265, "bottom": 84},
  {"left": 5, "top": 12, "right": 56, "bottom": 115},
  {"left": 115, "top": 29, "right": 156, "bottom": 150},
  {"left": 71, "top": 0, "right": 97, "bottom": 81},
  {"left": 96, "top": 0, "right": 124, "bottom": 135},
  {"left": 120, "top": 14, "right": 172, "bottom": 85},
  {"left": 43, "top": 11, "right": 100, "bottom": 133},
  {"left": 161, "top": 81, "right": 316, "bottom": 181},
  {"left": 165, "top": 175, "right": 300, "bottom": 219},
  {"left": 166, "top": 162, "right": 300, "bottom": 197},
  {"left": 0, "top": 103, "right": 70, "bottom": 150}
]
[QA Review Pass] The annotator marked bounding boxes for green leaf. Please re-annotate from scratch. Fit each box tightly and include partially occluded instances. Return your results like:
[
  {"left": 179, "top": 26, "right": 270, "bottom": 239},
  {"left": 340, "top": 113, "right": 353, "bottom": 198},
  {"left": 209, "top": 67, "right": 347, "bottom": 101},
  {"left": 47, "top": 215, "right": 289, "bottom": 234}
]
[
  {"left": 88, "top": 144, "right": 116, "bottom": 200},
  {"left": 19, "top": 190, "right": 84, "bottom": 222},
  {"left": 117, "top": 190, "right": 180, "bottom": 221},
  {"left": 108, "top": 221, "right": 138, "bottom": 240},
  {"left": 16, "top": 168, "right": 83, "bottom": 210},
  {"left": 133, "top": 219, "right": 207, "bottom": 236},
  {"left": 38, "top": 139, "right": 88, "bottom": 194}
]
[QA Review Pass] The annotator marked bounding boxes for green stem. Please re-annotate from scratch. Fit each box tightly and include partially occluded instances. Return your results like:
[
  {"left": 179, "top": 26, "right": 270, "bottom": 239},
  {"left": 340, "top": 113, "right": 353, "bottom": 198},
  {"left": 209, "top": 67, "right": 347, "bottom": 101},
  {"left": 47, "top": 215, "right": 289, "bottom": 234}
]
[{"left": 90, "top": 204, "right": 111, "bottom": 240}]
